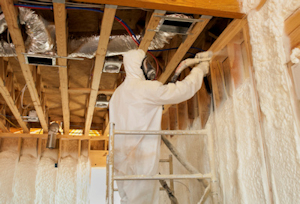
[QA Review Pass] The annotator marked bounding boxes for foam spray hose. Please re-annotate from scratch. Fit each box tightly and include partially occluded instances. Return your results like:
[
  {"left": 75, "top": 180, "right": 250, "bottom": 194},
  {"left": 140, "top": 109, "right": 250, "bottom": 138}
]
[{"left": 170, "top": 57, "right": 211, "bottom": 83}]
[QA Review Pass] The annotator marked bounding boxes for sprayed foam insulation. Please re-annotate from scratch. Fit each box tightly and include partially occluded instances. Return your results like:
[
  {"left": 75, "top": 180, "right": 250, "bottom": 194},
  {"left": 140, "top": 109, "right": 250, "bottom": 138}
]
[
  {"left": 246, "top": 0, "right": 300, "bottom": 202},
  {"left": 35, "top": 140, "right": 58, "bottom": 204},
  {"left": 0, "top": 138, "right": 90, "bottom": 204},
  {"left": 12, "top": 139, "right": 38, "bottom": 204},
  {"left": 0, "top": 139, "right": 18, "bottom": 204}
]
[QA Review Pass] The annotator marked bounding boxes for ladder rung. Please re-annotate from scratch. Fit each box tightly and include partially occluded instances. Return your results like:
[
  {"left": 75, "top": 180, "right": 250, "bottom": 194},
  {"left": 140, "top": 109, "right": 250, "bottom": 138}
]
[{"left": 114, "top": 173, "right": 211, "bottom": 180}]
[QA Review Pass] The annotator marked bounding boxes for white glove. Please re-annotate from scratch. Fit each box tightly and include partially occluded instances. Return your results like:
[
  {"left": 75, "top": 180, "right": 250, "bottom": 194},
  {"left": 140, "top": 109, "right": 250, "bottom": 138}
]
[
  {"left": 194, "top": 61, "right": 210, "bottom": 75},
  {"left": 193, "top": 51, "right": 213, "bottom": 76}
]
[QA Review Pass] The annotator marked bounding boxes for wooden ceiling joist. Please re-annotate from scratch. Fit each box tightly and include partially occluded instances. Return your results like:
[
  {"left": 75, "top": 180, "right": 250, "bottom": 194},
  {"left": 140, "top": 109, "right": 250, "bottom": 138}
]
[
  {"left": 53, "top": 2, "right": 70, "bottom": 134},
  {"left": 158, "top": 16, "right": 211, "bottom": 84},
  {"left": 1, "top": 0, "right": 48, "bottom": 132},
  {"left": 139, "top": 10, "right": 166, "bottom": 52},
  {"left": 84, "top": 5, "right": 117, "bottom": 135},
  {"left": 73, "top": 0, "right": 244, "bottom": 19}
]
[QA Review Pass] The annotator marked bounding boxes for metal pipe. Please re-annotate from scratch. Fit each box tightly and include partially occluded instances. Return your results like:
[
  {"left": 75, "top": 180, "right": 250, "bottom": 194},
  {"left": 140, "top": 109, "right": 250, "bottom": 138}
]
[
  {"left": 161, "top": 135, "right": 209, "bottom": 187},
  {"left": 108, "top": 123, "right": 115, "bottom": 204},
  {"left": 114, "top": 129, "right": 207, "bottom": 135},
  {"left": 46, "top": 122, "right": 59, "bottom": 149},
  {"left": 114, "top": 173, "right": 211, "bottom": 180}
]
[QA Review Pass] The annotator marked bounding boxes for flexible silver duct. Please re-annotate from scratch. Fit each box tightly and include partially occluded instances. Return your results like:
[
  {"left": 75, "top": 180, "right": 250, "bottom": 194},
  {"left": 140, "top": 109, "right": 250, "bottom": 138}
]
[
  {"left": 0, "top": 42, "right": 16, "bottom": 57},
  {"left": 19, "top": 7, "right": 55, "bottom": 54},
  {"left": 46, "top": 122, "right": 60, "bottom": 149},
  {"left": 0, "top": 8, "right": 190, "bottom": 58},
  {"left": 0, "top": 13, "right": 7, "bottom": 34}
]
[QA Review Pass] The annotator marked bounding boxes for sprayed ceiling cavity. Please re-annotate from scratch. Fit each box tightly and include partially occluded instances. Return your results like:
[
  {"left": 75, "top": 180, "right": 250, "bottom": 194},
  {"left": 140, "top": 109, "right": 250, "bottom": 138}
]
[{"left": 0, "top": 8, "right": 193, "bottom": 58}]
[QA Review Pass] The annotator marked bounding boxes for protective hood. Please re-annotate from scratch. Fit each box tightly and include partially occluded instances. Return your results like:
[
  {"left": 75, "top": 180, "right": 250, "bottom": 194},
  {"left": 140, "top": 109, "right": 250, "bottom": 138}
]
[{"left": 122, "top": 49, "right": 146, "bottom": 80}]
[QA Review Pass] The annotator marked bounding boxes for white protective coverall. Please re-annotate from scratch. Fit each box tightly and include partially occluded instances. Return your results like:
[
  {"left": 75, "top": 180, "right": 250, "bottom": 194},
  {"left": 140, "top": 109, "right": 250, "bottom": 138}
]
[{"left": 109, "top": 49, "right": 207, "bottom": 204}]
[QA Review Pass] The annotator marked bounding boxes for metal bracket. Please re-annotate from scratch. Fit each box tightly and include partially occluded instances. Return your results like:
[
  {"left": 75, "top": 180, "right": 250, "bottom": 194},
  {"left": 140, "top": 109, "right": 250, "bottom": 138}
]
[
  {"left": 52, "top": 0, "right": 65, "bottom": 3},
  {"left": 105, "top": 5, "right": 118, "bottom": 9}
]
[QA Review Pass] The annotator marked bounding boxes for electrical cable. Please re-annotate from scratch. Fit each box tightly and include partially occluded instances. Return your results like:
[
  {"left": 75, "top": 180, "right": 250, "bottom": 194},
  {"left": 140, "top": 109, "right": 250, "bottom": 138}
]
[
  {"left": 0, "top": 115, "right": 19, "bottom": 128},
  {"left": 20, "top": 84, "right": 31, "bottom": 109}
]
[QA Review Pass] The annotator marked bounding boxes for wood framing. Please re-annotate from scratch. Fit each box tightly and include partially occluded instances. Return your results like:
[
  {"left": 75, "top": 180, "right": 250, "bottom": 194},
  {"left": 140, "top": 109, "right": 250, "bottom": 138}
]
[
  {"left": 139, "top": 10, "right": 166, "bottom": 52},
  {"left": 1, "top": 0, "right": 48, "bottom": 132},
  {"left": 84, "top": 5, "right": 117, "bottom": 135},
  {"left": 0, "top": 75, "right": 29, "bottom": 132},
  {"left": 53, "top": 2, "right": 70, "bottom": 134},
  {"left": 73, "top": 0, "right": 244, "bottom": 19},
  {"left": 158, "top": 17, "right": 211, "bottom": 84},
  {"left": 209, "top": 17, "right": 247, "bottom": 54}
]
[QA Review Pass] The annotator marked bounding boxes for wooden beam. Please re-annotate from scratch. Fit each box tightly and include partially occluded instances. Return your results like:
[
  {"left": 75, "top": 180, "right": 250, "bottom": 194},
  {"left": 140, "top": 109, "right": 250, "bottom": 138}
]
[
  {"left": 44, "top": 87, "right": 115, "bottom": 95},
  {"left": 84, "top": 5, "right": 117, "bottom": 136},
  {"left": 73, "top": 0, "right": 244, "bottom": 19},
  {"left": 0, "top": 133, "right": 108, "bottom": 140},
  {"left": 1, "top": 0, "right": 48, "bottom": 132},
  {"left": 0, "top": 77, "right": 29, "bottom": 132},
  {"left": 158, "top": 17, "right": 211, "bottom": 84},
  {"left": 285, "top": 8, "right": 300, "bottom": 35},
  {"left": 209, "top": 18, "right": 247, "bottom": 54},
  {"left": 0, "top": 60, "right": 29, "bottom": 132},
  {"left": 54, "top": 3, "right": 70, "bottom": 134},
  {"left": 138, "top": 10, "right": 166, "bottom": 52}
]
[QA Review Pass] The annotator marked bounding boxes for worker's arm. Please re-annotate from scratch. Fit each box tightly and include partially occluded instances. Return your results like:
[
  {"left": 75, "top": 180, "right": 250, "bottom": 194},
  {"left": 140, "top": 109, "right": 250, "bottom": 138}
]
[{"left": 143, "top": 61, "right": 209, "bottom": 105}]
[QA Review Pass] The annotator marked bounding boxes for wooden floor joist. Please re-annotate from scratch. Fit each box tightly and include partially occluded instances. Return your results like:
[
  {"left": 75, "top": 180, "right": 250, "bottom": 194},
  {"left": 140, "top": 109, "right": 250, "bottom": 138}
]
[
  {"left": 53, "top": 2, "right": 70, "bottom": 134},
  {"left": 73, "top": 0, "right": 244, "bottom": 19},
  {"left": 84, "top": 5, "right": 117, "bottom": 135},
  {"left": 1, "top": 0, "right": 48, "bottom": 132},
  {"left": 158, "top": 17, "right": 211, "bottom": 84}
]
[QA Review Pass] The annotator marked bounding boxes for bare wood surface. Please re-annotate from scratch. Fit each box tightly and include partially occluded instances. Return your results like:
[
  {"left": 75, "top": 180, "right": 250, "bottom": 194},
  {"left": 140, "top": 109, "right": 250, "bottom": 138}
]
[
  {"left": 72, "top": 0, "right": 244, "bottom": 19},
  {"left": 54, "top": 3, "right": 70, "bottom": 134},
  {"left": 1, "top": 0, "right": 48, "bottom": 132},
  {"left": 139, "top": 10, "right": 166, "bottom": 52},
  {"left": 84, "top": 5, "right": 117, "bottom": 135}
]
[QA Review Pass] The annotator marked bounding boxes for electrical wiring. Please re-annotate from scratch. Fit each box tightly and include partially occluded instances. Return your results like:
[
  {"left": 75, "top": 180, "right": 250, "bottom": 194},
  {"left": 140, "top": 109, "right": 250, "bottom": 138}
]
[
  {"left": 0, "top": 115, "right": 19, "bottom": 128},
  {"left": 20, "top": 84, "right": 31, "bottom": 109}
]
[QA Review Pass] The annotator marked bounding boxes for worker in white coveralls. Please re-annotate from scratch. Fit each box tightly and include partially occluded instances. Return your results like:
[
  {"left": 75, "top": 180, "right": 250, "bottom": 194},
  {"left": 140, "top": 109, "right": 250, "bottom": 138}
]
[{"left": 109, "top": 49, "right": 211, "bottom": 204}]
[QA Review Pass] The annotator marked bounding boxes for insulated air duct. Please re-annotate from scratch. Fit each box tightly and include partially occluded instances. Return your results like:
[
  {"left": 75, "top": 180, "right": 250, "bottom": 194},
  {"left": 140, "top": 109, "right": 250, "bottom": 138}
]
[{"left": 46, "top": 122, "right": 60, "bottom": 149}]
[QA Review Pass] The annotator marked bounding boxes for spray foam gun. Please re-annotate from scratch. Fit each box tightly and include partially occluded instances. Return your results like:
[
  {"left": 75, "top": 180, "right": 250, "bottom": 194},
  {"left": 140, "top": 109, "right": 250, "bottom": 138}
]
[{"left": 170, "top": 51, "right": 213, "bottom": 83}]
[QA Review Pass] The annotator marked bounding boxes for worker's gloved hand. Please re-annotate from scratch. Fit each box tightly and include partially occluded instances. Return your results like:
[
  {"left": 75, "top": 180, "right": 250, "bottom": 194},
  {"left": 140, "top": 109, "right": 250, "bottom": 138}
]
[
  {"left": 194, "top": 51, "right": 213, "bottom": 76},
  {"left": 194, "top": 61, "right": 209, "bottom": 75}
]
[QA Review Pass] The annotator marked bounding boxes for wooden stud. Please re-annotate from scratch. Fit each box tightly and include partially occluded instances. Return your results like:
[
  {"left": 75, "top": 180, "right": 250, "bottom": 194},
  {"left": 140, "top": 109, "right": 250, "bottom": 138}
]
[
  {"left": 197, "top": 85, "right": 211, "bottom": 128},
  {"left": 161, "top": 111, "right": 170, "bottom": 131},
  {"left": 37, "top": 138, "right": 42, "bottom": 161},
  {"left": 17, "top": 137, "right": 22, "bottom": 161},
  {"left": 138, "top": 10, "right": 166, "bottom": 53},
  {"left": 177, "top": 101, "right": 189, "bottom": 130},
  {"left": 158, "top": 17, "right": 211, "bottom": 84},
  {"left": 53, "top": 3, "right": 70, "bottom": 134},
  {"left": 84, "top": 5, "right": 117, "bottom": 136},
  {"left": 78, "top": 139, "right": 82, "bottom": 159},
  {"left": 227, "top": 43, "right": 245, "bottom": 89},
  {"left": 0, "top": 75, "right": 29, "bottom": 132},
  {"left": 72, "top": 0, "right": 244, "bottom": 19},
  {"left": 169, "top": 105, "right": 178, "bottom": 131},
  {"left": 285, "top": 8, "right": 300, "bottom": 35},
  {"left": 1, "top": 0, "right": 48, "bottom": 132}
]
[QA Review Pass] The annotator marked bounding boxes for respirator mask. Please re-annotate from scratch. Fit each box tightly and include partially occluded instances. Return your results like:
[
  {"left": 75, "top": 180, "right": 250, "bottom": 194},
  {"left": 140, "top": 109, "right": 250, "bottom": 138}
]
[{"left": 141, "top": 57, "right": 156, "bottom": 80}]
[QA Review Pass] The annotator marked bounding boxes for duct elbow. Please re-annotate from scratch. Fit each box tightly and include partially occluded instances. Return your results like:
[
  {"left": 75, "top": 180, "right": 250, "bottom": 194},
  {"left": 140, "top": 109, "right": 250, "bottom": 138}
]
[{"left": 46, "top": 123, "right": 60, "bottom": 149}]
